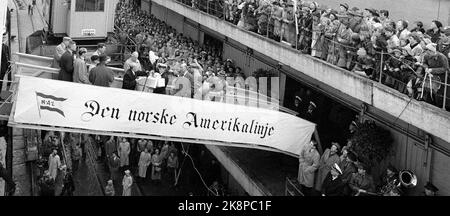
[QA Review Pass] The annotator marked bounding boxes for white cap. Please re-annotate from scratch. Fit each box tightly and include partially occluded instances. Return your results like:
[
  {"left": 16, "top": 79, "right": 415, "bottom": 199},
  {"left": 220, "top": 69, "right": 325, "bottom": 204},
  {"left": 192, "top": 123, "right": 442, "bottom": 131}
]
[{"left": 425, "top": 43, "right": 437, "bottom": 53}]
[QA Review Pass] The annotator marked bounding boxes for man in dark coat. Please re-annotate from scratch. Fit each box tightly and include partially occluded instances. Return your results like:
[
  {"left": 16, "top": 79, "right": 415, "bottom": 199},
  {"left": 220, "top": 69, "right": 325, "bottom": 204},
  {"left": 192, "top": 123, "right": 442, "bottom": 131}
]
[
  {"left": 321, "top": 163, "right": 345, "bottom": 196},
  {"left": 38, "top": 171, "right": 55, "bottom": 196},
  {"left": 122, "top": 65, "right": 149, "bottom": 90},
  {"left": 59, "top": 168, "right": 75, "bottom": 196},
  {"left": 339, "top": 150, "right": 357, "bottom": 196},
  {"left": 58, "top": 41, "right": 77, "bottom": 82},
  {"left": 426, "top": 20, "right": 443, "bottom": 44},
  {"left": 89, "top": 55, "right": 115, "bottom": 87},
  {"left": 349, "top": 162, "right": 376, "bottom": 196},
  {"left": 1, "top": 31, "right": 11, "bottom": 92}
]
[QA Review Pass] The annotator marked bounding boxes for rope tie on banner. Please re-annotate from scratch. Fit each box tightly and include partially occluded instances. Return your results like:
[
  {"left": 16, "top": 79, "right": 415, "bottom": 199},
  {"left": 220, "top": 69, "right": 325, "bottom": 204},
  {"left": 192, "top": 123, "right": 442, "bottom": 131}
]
[{"left": 420, "top": 70, "right": 434, "bottom": 100}]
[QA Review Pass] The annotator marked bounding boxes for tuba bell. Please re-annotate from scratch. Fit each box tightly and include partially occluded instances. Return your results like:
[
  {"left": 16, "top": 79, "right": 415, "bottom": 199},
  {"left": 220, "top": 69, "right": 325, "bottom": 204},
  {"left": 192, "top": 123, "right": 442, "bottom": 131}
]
[{"left": 399, "top": 170, "right": 418, "bottom": 188}]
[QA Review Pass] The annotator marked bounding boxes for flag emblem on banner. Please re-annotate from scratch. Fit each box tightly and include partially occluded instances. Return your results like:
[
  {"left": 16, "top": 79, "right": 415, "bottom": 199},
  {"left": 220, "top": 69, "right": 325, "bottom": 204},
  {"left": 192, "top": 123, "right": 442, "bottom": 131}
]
[{"left": 35, "top": 92, "right": 68, "bottom": 118}]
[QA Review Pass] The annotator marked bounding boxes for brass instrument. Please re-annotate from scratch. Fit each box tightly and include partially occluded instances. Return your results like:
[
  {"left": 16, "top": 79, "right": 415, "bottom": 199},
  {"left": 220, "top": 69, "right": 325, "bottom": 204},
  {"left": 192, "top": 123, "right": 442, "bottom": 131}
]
[
  {"left": 364, "top": 170, "right": 418, "bottom": 196},
  {"left": 399, "top": 170, "right": 418, "bottom": 188}
]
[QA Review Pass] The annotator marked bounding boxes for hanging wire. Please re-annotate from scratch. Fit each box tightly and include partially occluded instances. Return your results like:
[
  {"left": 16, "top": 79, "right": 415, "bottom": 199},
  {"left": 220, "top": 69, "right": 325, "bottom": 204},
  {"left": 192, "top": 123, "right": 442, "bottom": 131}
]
[{"left": 180, "top": 142, "right": 218, "bottom": 196}]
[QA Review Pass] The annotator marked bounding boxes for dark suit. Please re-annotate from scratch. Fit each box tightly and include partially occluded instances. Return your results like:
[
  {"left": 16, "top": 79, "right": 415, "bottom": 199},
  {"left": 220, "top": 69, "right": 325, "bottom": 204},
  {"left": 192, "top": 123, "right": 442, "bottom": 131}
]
[
  {"left": 59, "top": 51, "right": 74, "bottom": 82},
  {"left": 1, "top": 44, "right": 11, "bottom": 91},
  {"left": 339, "top": 160, "right": 357, "bottom": 196},
  {"left": 122, "top": 69, "right": 148, "bottom": 90},
  {"left": 321, "top": 173, "right": 345, "bottom": 196}
]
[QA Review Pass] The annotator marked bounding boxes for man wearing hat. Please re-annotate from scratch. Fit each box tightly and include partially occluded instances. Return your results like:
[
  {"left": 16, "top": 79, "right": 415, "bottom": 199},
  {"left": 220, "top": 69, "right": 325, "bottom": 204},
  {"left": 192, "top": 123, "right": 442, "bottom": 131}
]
[
  {"left": 315, "top": 142, "right": 341, "bottom": 192},
  {"left": 422, "top": 42, "right": 449, "bottom": 107},
  {"left": 321, "top": 163, "right": 345, "bottom": 196},
  {"left": 304, "top": 101, "right": 318, "bottom": 123},
  {"left": 338, "top": 3, "right": 349, "bottom": 17},
  {"left": 424, "top": 182, "right": 439, "bottom": 196},
  {"left": 59, "top": 40, "right": 77, "bottom": 82},
  {"left": 89, "top": 55, "right": 115, "bottom": 87},
  {"left": 52, "top": 37, "right": 71, "bottom": 69},
  {"left": 294, "top": 95, "right": 305, "bottom": 118},
  {"left": 298, "top": 140, "right": 320, "bottom": 196},
  {"left": 349, "top": 162, "right": 375, "bottom": 196},
  {"left": 73, "top": 47, "right": 91, "bottom": 84},
  {"left": 122, "top": 170, "right": 133, "bottom": 196},
  {"left": 348, "top": 7, "right": 365, "bottom": 33},
  {"left": 335, "top": 14, "right": 353, "bottom": 69}
]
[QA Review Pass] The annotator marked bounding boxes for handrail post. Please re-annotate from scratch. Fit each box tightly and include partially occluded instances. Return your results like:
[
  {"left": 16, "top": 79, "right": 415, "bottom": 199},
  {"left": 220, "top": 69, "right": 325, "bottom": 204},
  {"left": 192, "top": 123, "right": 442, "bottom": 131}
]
[
  {"left": 379, "top": 51, "right": 384, "bottom": 83},
  {"left": 443, "top": 70, "right": 448, "bottom": 110}
]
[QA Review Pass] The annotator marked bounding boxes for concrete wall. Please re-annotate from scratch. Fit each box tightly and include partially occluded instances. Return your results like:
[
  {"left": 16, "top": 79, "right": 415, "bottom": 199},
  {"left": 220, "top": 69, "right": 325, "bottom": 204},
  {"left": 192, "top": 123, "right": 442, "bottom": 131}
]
[
  {"left": 12, "top": 128, "right": 31, "bottom": 196},
  {"left": 151, "top": 0, "right": 450, "bottom": 146}
]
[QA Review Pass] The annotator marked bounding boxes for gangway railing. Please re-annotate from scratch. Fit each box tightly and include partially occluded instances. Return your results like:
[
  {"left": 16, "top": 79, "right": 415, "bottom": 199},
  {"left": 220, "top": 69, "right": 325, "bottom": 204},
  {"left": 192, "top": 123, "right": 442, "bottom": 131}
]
[{"left": 285, "top": 177, "right": 304, "bottom": 196}]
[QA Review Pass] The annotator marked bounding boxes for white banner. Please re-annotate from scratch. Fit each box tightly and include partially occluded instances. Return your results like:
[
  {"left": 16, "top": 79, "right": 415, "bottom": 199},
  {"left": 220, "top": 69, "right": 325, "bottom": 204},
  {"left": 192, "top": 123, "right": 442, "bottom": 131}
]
[{"left": 11, "top": 76, "right": 315, "bottom": 156}]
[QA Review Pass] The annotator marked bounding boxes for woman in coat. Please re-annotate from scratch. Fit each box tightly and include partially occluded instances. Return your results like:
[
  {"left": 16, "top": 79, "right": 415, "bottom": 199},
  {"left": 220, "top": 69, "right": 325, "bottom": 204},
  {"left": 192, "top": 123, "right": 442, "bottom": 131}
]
[
  {"left": 118, "top": 138, "right": 131, "bottom": 169},
  {"left": 122, "top": 170, "right": 133, "bottom": 196},
  {"left": 151, "top": 149, "right": 162, "bottom": 183},
  {"left": 324, "top": 13, "right": 340, "bottom": 62},
  {"left": 271, "top": 2, "right": 284, "bottom": 41},
  {"left": 281, "top": 3, "right": 295, "bottom": 45},
  {"left": 138, "top": 148, "right": 152, "bottom": 179},
  {"left": 315, "top": 142, "right": 341, "bottom": 192},
  {"left": 48, "top": 149, "right": 61, "bottom": 180},
  {"left": 311, "top": 7, "right": 325, "bottom": 57},
  {"left": 298, "top": 140, "right": 320, "bottom": 196},
  {"left": 167, "top": 152, "right": 179, "bottom": 186}
]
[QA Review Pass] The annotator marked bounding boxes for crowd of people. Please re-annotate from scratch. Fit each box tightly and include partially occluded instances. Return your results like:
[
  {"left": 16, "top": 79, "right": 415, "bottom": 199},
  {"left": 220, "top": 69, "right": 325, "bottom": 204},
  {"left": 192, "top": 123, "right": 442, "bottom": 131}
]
[
  {"left": 178, "top": 0, "right": 450, "bottom": 110},
  {"left": 44, "top": 0, "right": 447, "bottom": 196},
  {"left": 297, "top": 126, "right": 439, "bottom": 196},
  {"left": 115, "top": 0, "right": 247, "bottom": 100}
]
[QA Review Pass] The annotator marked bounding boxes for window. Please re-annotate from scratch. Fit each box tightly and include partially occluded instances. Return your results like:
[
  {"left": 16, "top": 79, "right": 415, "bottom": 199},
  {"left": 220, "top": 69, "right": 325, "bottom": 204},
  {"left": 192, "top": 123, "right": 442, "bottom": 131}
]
[{"left": 75, "top": 0, "right": 105, "bottom": 12}]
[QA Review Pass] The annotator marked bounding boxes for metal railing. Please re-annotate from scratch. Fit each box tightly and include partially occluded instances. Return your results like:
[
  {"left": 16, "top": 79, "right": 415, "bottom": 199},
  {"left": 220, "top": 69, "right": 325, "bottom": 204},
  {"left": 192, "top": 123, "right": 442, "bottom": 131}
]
[
  {"left": 174, "top": 0, "right": 450, "bottom": 112},
  {"left": 285, "top": 177, "right": 304, "bottom": 196}
]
